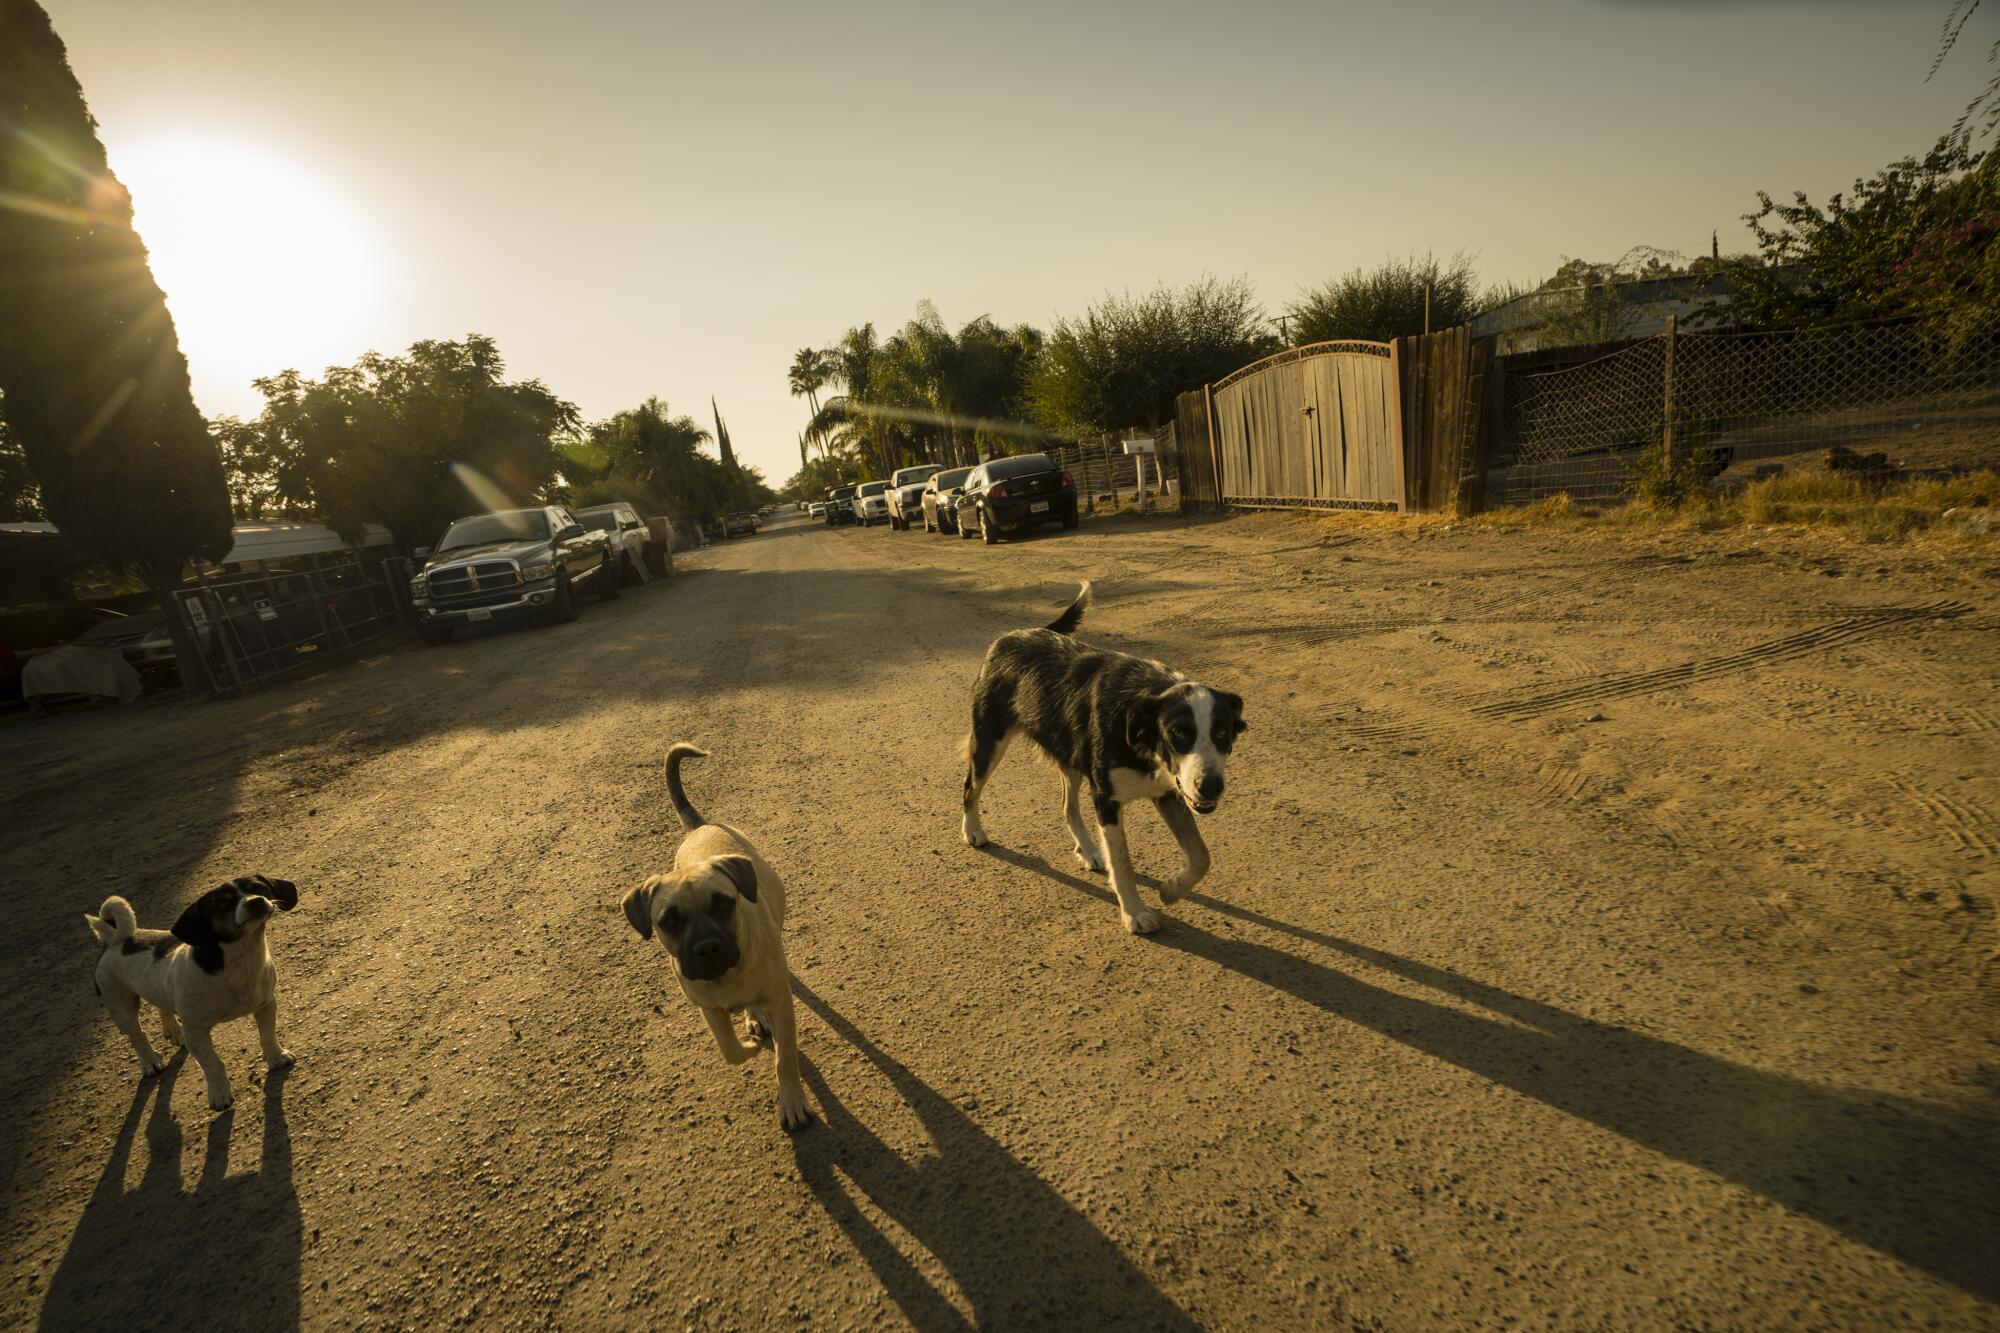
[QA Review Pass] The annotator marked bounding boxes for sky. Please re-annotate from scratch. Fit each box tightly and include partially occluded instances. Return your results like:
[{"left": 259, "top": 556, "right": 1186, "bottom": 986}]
[{"left": 45, "top": 0, "right": 1992, "bottom": 486}]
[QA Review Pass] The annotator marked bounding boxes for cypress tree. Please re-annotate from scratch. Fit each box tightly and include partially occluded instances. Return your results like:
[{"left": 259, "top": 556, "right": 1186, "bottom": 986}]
[{"left": 0, "top": 0, "right": 232, "bottom": 691}]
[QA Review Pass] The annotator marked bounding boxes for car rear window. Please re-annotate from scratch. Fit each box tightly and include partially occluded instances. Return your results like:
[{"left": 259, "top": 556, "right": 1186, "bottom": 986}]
[{"left": 984, "top": 454, "right": 1056, "bottom": 481}]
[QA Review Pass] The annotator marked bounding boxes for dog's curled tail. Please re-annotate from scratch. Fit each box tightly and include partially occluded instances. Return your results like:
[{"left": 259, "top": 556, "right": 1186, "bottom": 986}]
[
  {"left": 86, "top": 896, "right": 136, "bottom": 948},
  {"left": 1045, "top": 580, "right": 1093, "bottom": 635},
  {"left": 665, "top": 742, "right": 710, "bottom": 831}
]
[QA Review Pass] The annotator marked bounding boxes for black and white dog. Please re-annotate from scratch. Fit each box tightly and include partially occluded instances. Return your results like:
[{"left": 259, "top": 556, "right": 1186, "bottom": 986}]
[{"left": 961, "top": 582, "right": 1245, "bottom": 934}]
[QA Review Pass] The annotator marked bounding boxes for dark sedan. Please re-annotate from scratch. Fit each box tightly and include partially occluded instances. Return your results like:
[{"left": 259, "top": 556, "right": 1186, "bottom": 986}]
[{"left": 954, "top": 453, "right": 1079, "bottom": 544}]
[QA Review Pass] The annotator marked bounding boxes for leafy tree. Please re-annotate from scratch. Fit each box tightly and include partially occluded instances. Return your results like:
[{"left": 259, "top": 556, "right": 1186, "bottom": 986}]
[
  {"left": 241, "top": 335, "right": 578, "bottom": 548},
  {"left": 805, "top": 307, "right": 1043, "bottom": 472},
  {"left": 1708, "top": 134, "right": 1998, "bottom": 346},
  {"left": 0, "top": 0, "right": 233, "bottom": 688},
  {"left": 1285, "top": 253, "right": 1480, "bottom": 344},
  {"left": 1935, "top": 1, "right": 2000, "bottom": 141},
  {"left": 1029, "top": 277, "right": 1271, "bottom": 434},
  {"left": 0, "top": 409, "right": 42, "bottom": 521},
  {"left": 565, "top": 396, "right": 772, "bottom": 536}
]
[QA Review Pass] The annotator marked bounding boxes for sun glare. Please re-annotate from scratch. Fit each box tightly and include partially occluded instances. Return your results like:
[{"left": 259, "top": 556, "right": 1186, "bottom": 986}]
[{"left": 115, "top": 137, "right": 377, "bottom": 404}]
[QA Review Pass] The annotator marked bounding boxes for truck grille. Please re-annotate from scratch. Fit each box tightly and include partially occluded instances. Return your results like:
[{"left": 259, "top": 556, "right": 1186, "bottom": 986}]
[{"left": 429, "top": 561, "right": 521, "bottom": 600}]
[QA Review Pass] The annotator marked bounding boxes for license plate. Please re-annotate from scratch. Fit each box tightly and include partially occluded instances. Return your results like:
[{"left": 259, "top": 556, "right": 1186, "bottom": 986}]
[
  {"left": 1029, "top": 501, "right": 1050, "bottom": 513},
  {"left": 466, "top": 609, "right": 493, "bottom": 622}
]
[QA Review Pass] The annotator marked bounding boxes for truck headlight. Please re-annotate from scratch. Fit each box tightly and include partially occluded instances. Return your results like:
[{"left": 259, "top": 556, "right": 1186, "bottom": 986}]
[
  {"left": 411, "top": 575, "right": 428, "bottom": 597},
  {"left": 522, "top": 562, "right": 554, "bottom": 581}
]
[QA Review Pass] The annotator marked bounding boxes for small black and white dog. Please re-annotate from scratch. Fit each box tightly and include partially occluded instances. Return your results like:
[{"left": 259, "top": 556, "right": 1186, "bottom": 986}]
[
  {"left": 85, "top": 875, "right": 299, "bottom": 1111},
  {"left": 961, "top": 582, "right": 1245, "bottom": 934}
]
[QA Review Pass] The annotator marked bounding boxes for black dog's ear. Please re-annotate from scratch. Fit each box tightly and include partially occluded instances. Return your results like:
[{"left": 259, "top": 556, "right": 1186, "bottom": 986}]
[
  {"left": 711, "top": 855, "right": 758, "bottom": 903},
  {"left": 621, "top": 878, "right": 658, "bottom": 940},
  {"left": 1125, "top": 690, "right": 1167, "bottom": 755},
  {"left": 1214, "top": 690, "right": 1246, "bottom": 734},
  {"left": 246, "top": 875, "right": 299, "bottom": 911},
  {"left": 171, "top": 892, "right": 226, "bottom": 973}
]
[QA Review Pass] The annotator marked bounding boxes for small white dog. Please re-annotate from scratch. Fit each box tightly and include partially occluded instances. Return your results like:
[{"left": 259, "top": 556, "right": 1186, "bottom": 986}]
[{"left": 85, "top": 875, "right": 298, "bottom": 1111}]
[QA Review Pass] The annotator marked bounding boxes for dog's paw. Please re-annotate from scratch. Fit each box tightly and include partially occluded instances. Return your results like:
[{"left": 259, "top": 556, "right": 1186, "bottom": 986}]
[
  {"left": 208, "top": 1087, "right": 235, "bottom": 1113},
  {"left": 1073, "top": 846, "right": 1105, "bottom": 874},
  {"left": 962, "top": 823, "right": 988, "bottom": 849},
  {"left": 266, "top": 1049, "right": 295, "bottom": 1072},
  {"left": 138, "top": 1052, "right": 167, "bottom": 1078},
  {"left": 1159, "top": 867, "right": 1204, "bottom": 904},
  {"left": 778, "top": 1085, "right": 815, "bottom": 1132},
  {"left": 743, "top": 1016, "right": 772, "bottom": 1049},
  {"left": 1121, "top": 905, "right": 1163, "bottom": 936}
]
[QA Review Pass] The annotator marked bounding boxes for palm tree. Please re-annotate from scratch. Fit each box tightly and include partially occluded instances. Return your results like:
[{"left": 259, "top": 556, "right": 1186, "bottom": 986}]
[{"left": 788, "top": 347, "right": 835, "bottom": 455}]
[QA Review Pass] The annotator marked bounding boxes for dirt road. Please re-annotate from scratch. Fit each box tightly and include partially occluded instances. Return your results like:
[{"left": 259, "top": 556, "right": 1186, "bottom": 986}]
[{"left": 3, "top": 508, "right": 1997, "bottom": 1329}]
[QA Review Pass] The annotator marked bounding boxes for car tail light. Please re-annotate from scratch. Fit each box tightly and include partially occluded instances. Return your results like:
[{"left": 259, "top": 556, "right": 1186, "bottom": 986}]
[
  {"left": 988, "top": 483, "right": 1010, "bottom": 500},
  {"left": 1060, "top": 471, "right": 1073, "bottom": 488}
]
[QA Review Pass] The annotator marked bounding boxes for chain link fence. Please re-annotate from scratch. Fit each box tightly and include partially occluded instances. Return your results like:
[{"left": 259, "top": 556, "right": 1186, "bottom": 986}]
[
  {"left": 1042, "top": 425, "right": 1180, "bottom": 513},
  {"left": 1488, "top": 320, "right": 2000, "bottom": 504}
]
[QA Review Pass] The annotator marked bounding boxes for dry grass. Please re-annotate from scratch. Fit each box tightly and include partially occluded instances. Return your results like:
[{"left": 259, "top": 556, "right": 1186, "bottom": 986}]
[{"left": 1474, "top": 469, "right": 2000, "bottom": 543}]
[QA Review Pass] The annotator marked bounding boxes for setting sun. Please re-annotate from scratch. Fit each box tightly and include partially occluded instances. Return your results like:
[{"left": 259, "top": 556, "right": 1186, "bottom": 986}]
[{"left": 116, "top": 136, "right": 376, "bottom": 394}]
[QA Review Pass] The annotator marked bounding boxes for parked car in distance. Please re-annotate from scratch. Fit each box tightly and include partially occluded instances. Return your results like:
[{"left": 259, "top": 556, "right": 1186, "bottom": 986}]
[
  {"left": 954, "top": 453, "right": 1079, "bottom": 544},
  {"left": 885, "top": 464, "right": 945, "bottom": 530},
  {"left": 724, "top": 511, "right": 761, "bottom": 538},
  {"left": 410, "top": 505, "right": 615, "bottom": 645},
  {"left": 69, "top": 606, "right": 216, "bottom": 677},
  {"left": 808, "top": 501, "right": 827, "bottom": 519},
  {"left": 920, "top": 466, "right": 974, "bottom": 534},
  {"left": 852, "top": 480, "right": 890, "bottom": 527},
  {"left": 573, "top": 501, "right": 652, "bottom": 584},
  {"left": 825, "top": 484, "right": 857, "bottom": 525}
]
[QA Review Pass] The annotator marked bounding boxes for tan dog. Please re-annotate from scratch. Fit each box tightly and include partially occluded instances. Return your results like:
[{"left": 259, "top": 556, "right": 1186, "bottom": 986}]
[{"left": 621, "top": 744, "right": 811, "bottom": 1131}]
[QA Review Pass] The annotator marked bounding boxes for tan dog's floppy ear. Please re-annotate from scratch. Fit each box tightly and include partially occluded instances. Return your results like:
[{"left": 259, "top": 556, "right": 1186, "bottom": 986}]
[
  {"left": 621, "top": 878, "right": 658, "bottom": 939},
  {"left": 711, "top": 855, "right": 758, "bottom": 903}
]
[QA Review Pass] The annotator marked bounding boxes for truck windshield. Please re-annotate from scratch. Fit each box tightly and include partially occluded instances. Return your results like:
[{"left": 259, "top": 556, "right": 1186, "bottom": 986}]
[
  {"left": 575, "top": 512, "right": 619, "bottom": 532},
  {"left": 440, "top": 511, "right": 548, "bottom": 549}
]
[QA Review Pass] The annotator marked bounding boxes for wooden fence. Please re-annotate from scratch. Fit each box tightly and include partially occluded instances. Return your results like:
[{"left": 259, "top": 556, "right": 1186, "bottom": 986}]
[{"left": 1175, "top": 325, "right": 1495, "bottom": 515}]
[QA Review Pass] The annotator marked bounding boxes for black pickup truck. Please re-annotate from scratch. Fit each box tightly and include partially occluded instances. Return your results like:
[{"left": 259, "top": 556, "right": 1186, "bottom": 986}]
[{"left": 410, "top": 506, "right": 616, "bottom": 645}]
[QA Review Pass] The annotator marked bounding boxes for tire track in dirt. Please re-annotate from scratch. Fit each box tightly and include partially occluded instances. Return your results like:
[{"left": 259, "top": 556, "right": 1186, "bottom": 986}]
[
  {"left": 1343, "top": 601, "right": 1971, "bottom": 742},
  {"left": 1886, "top": 773, "right": 2000, "bottom": 861}
]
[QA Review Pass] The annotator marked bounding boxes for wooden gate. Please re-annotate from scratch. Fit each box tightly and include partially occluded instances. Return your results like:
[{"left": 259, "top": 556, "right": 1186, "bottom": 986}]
[{"left": 1208, "top": 341, "right": 1403, "bottom": 509}]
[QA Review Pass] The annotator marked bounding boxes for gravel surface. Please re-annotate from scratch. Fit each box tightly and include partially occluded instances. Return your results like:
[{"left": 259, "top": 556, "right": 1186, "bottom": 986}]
[{"left": 3, "top": 508, "right": 1997, "bottom": 1329}]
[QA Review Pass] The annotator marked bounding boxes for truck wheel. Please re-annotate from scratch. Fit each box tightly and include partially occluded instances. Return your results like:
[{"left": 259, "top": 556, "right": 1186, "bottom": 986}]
[
  {"left": 597, "top": 564, "right": 621, "bottom": 601},
  {"left": 980, "top": 509, "right": 1000, "bottom": 544},
  {"left": 550, "top": 573, "right": 578, "bottom": 624},
  {"left": 418, "top": 622, "right": 452, "bottom": 647}
]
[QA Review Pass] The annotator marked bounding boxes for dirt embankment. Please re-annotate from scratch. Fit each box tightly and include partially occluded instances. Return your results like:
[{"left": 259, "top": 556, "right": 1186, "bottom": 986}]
[{"left": 2, "top": 509, "right": 1995, "bottom": 1329}]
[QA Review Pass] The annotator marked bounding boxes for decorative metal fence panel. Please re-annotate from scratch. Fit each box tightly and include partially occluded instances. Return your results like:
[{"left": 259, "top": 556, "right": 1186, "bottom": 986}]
[
  {"left": 1490, "top": 320, "right": 2000, "bottom": 504},
  {"left": 1210, "top": 341, "right": 1401, "bottom": 509}
]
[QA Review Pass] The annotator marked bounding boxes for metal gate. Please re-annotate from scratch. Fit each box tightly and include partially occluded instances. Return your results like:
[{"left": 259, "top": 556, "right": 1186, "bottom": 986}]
[
  {"left": 1209, "top": 341, "right": 1403, "bottom": 509},
  {"left": 175, "top": 552, "right": 405, "bottom": 696}
]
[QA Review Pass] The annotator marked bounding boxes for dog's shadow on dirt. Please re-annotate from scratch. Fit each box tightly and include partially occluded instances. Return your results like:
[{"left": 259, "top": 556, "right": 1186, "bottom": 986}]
[
  {"left": 38, "top": 1061, "right": 300, "bottom": 1330},
  {"left": 981, "top": 844, "right": 2000, "bottom": 1305},
  {"left": 789, "top": 984, "right": 1198, "bottom": 1331}
]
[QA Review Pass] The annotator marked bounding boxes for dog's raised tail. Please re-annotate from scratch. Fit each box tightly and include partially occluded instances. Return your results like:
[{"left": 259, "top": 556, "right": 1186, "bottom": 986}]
[
  {"left": 1045, "top": 580, "right": 1093, "bottom": 635},
  {"left": 665, "top": 742, "right": 710, "bottom": 831},
  {"left": 86, "top": 895, "right": 136, "bottom": 948}
]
